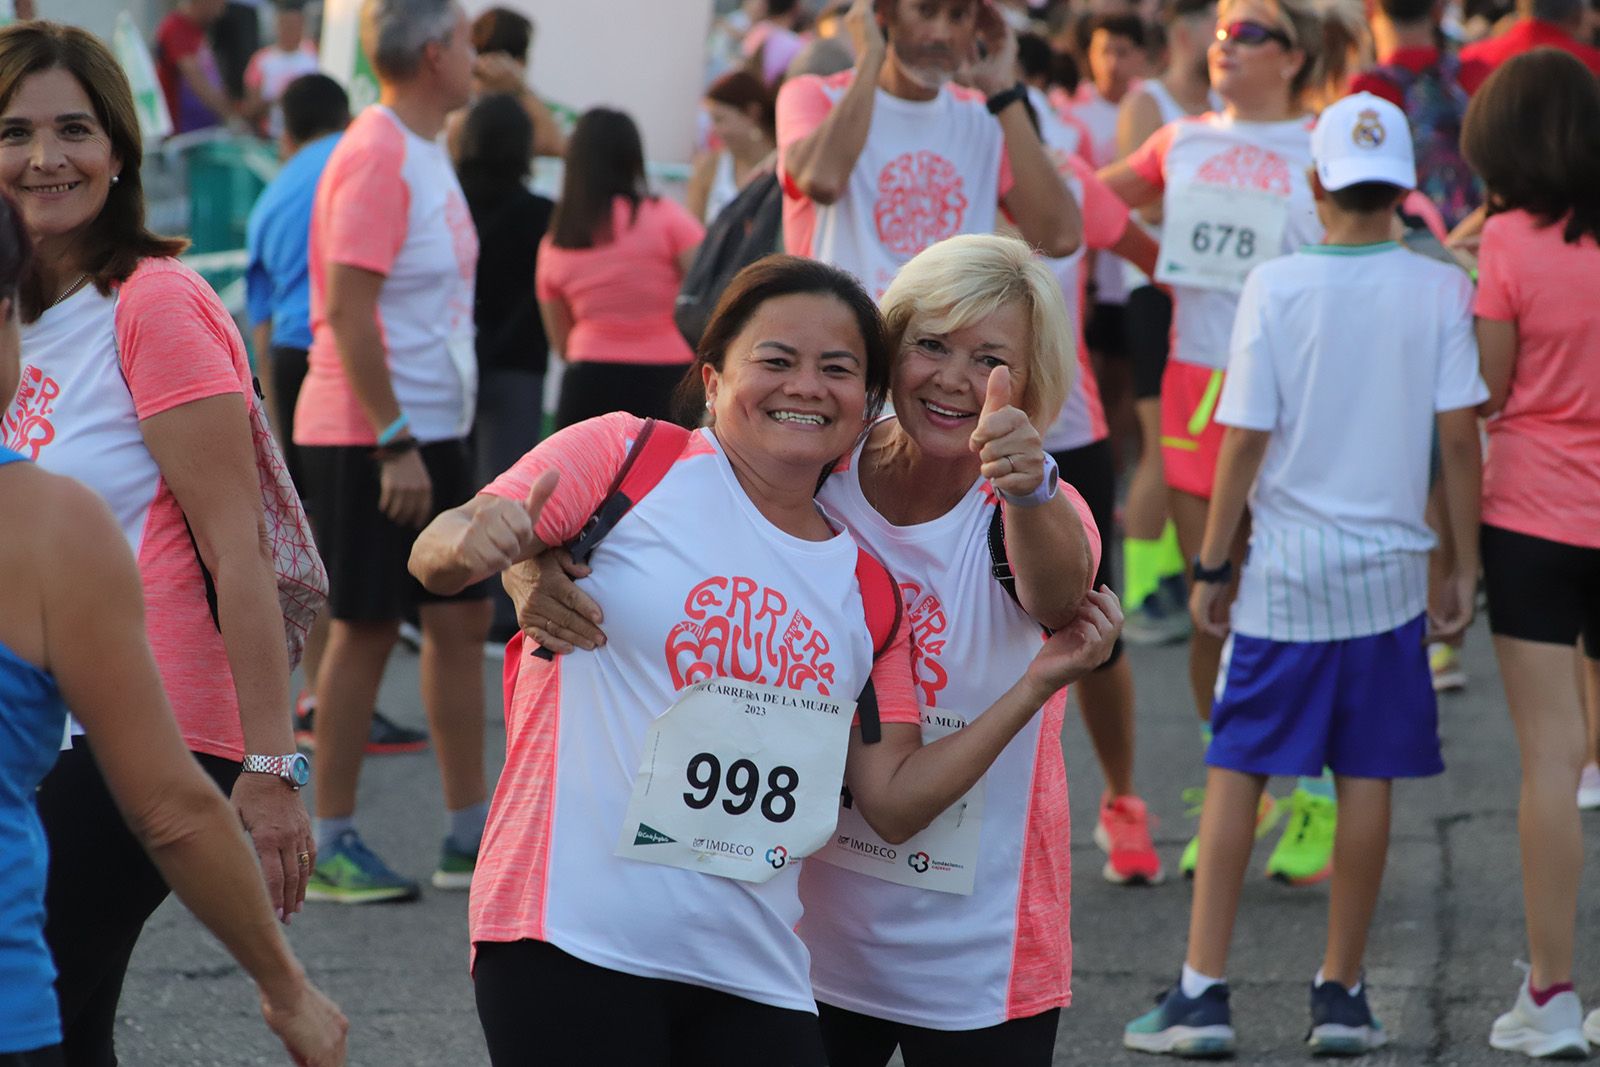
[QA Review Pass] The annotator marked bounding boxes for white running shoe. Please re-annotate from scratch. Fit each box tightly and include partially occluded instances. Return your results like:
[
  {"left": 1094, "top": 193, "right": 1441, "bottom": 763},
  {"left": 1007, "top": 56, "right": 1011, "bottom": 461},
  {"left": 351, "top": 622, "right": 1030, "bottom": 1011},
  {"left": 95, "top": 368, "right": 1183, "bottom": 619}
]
[
  {"left": 1586, "top": 1008, "right": 1600, "bottom": 1046},
  {"left": 1490, "top": 974, "right": 1590, "bottom": 1059},
  {"left": 1579, "top": 763, "right": 1600, "bottom": 811}
]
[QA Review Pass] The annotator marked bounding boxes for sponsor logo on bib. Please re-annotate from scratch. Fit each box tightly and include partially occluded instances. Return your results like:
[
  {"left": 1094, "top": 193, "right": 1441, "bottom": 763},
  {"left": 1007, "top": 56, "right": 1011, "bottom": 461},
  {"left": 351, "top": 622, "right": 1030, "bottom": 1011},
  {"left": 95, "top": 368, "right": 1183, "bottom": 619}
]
[
  {"left": 907, "top": 851, "right": 930, "bottom": 873},
  {"left": 633, "top": 823, "right": 675, "bottom": 846},
  {"left": 765, "top": 845, "right": 788, "bottom": 869}
]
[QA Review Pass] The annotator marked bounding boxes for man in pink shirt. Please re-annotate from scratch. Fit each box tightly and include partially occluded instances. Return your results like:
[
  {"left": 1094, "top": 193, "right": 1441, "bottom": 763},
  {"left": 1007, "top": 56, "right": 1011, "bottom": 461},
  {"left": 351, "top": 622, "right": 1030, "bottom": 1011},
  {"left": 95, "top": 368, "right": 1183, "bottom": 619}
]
[
  {"left": 777, "top": 0, "right": 1081, "bottom": 296},
  {"left": 1458, "top": 0, "right": 1600, "bottom": 91}
]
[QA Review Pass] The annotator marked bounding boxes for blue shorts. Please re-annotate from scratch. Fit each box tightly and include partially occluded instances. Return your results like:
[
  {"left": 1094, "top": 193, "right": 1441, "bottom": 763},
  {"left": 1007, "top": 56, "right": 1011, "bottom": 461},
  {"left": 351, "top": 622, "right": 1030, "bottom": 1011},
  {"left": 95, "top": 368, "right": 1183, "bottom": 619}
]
[{"left": 1206, "top": 615, "right": 1443, "bottom": 780}]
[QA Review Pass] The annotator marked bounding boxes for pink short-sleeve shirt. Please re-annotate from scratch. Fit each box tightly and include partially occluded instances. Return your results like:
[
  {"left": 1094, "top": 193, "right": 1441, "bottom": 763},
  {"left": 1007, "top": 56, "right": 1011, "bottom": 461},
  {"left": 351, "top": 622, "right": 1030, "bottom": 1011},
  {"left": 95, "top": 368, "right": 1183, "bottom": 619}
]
[{"left": 1475, "top": 209, "right": 1600, "bottom": 548}]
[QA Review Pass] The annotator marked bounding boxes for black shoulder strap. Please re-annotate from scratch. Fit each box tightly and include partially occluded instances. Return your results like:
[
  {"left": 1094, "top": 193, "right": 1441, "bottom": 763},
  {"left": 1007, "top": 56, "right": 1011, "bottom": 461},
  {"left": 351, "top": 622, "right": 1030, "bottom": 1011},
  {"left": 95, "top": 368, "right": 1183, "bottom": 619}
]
[{"left": 987, "top": 502, "right": 1053, "bottom": 636}]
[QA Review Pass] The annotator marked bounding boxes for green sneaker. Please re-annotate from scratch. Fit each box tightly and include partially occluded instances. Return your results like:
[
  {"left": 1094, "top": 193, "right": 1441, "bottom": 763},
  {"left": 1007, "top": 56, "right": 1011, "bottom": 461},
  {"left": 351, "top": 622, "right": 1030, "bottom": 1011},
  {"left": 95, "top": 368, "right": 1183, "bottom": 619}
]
[
  {"left": 1179, "top": 787, "right": 1284, "bottom": 879},
  {"left": 1265, "top": 788, "right": 1336, "bottom": 885},
  {"left": 306, "top": 830, "right": 421, "bottom": 904},
  {"left": 432, "top": 836, "right": 477, "bottom": 891}
]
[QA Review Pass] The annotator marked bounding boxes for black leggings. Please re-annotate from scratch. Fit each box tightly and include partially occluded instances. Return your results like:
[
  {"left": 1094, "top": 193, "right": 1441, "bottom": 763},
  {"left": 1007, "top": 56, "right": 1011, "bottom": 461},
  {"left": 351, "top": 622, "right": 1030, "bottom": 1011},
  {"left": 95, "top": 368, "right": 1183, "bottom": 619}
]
[
  {"left": 817, "top": 1001, "right": 1061, "bottom": 1067},
  {"left": 1053, "top": 438, "right": 1124, "bottom": 669},
  {"left": 554, "top": 361, "right": 693, "bottom": 430},
  {"left": 473, "top": 939, "right": 827, "bottom": 1066},
  {"left": 36, "top": 740, "right": 240, "bottom": 1067}
]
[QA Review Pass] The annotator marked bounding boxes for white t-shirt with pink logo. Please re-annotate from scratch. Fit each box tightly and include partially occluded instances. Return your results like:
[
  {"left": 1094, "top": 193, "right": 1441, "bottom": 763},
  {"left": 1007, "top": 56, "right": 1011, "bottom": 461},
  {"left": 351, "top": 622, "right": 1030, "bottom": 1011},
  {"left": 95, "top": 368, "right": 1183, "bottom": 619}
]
[
  {"left": 2, "top": 259, "right": 256, "bottom": 760},
  {"left": 470, "top": 413, "right": 920, "bottom": 1013},
  {"left": 1125, "top": 113, "right": 1321, "bottom": 370},
  {"left": 777, "top": 71, "right": 1015, "bottom": 297},
  {"left": 296, "top": 105, "right": 478, "bottom": 446},
  {"left": 799, "top": 427, "right": 1101, "bottom": 1030}
]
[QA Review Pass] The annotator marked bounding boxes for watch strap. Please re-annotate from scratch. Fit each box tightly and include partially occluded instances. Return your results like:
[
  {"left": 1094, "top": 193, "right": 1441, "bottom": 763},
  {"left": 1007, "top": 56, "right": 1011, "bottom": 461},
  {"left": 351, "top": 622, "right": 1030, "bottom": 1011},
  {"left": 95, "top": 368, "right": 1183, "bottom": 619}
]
[
  {"left": 998, "top": 452, "right": 1060, "bottom": 508},
  {"left": 985, "top": 82, "right": 1028, "bottom": 115},
  {"left": 1191, "top": 556, "right": 1233, "bottom": 584}
]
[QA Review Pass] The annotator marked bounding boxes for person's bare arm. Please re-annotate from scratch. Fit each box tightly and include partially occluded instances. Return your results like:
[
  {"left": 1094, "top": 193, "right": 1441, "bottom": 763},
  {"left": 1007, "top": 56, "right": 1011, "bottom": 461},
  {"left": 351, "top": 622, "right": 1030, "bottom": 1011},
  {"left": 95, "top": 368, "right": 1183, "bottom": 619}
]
[
  {"left": 1097, "top": 159, "right": 1162, "bottom": 210},
  {"left": 1109, "top": 220, "right": 1160, "bottom": 280},
  {"left": 139, "top": 393, "right": 312, "bottom": 921},
  {"left": 177, "top": 54, "right": 238, "bottom": 124},
  {"left": 1430, "top": 406, "right": 1482, "bottom": 643},
  {"left": 1189, "top": 426, "right": 1268, "bottom": 637},
  {"left": 325, "top": 262, "right": 432, "bottom": 527},
  {"left": 409, "top": 471, "right": 560, "bottom": 595},
  {"left": 539, "top": 296, "right": 574, "bottom": 357},
  {"left": 1116, "top": 88, "right": 1166, "bottom": 225},
  {"left": 1475, "top": 317, "right": 1516, "bottom": 416},
  {"left": 522, "top": 91, "right": 567, "bottom": 158},
  {"left": 780, "top": 0, "right": 885, "bottom": 206},
  {"left": 251, "top": 322, "right": 282, "bottom": 437},
  {"left": 686, "top": 152, "right": 716, "bottom": 223},
  {"left": 40, "top": 477, "right": 346, "bottom": 1067},
  {"left": 843, "top": 589, "right": 1121, "bottom": 843}
]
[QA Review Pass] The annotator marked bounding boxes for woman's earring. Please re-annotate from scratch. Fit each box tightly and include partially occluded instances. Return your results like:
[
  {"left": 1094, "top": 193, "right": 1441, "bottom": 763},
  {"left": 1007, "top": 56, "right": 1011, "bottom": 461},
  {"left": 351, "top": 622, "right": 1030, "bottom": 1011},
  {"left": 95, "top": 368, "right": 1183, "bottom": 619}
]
[{"left": 110, "top": 174, "right": 120, "bottom": 185}]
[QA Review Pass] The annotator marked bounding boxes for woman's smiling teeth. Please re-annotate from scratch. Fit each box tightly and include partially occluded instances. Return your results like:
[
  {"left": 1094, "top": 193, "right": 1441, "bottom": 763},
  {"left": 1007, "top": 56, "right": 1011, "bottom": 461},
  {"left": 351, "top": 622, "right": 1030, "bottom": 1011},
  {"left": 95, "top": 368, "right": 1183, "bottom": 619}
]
[
  {"left": 922, "top": 399, "right": 974, "bottom": 420},
  {"left": 769, "top": 410, "right": 828, "bottom": 426},
  {"left": 26, "top": 181, "right": 80, "bottom": 194}
]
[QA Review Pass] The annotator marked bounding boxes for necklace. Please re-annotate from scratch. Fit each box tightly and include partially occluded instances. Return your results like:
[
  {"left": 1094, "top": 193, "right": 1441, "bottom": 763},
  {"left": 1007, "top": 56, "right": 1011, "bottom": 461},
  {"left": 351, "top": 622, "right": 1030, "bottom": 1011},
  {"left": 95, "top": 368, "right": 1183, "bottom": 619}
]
[{"left": 45, "top": 272, "right": 89, "bottom": 311}]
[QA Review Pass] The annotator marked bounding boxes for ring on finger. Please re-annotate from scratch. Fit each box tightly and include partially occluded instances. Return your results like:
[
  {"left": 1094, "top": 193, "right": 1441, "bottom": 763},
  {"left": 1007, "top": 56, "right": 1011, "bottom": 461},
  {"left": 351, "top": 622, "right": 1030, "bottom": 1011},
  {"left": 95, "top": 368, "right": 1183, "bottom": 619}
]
[{"left": 297, "top": 851, "right": 311, "bottom": 868}]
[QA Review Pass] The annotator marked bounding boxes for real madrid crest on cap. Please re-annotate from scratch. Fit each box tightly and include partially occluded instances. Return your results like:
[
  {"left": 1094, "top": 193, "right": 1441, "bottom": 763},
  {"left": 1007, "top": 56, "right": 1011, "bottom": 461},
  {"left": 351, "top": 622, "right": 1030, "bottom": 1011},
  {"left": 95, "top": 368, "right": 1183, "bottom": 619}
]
[{"left": 1352, "top": 108, "right": 1386, "bottom": 149}]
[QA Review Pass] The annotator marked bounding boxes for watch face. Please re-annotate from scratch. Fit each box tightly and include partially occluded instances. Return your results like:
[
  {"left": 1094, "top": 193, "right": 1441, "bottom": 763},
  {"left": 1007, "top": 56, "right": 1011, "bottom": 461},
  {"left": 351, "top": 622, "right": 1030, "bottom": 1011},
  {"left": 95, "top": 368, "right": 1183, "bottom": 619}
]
[{"left": 287, "top": 752, "right": 311, "bottom": 786}]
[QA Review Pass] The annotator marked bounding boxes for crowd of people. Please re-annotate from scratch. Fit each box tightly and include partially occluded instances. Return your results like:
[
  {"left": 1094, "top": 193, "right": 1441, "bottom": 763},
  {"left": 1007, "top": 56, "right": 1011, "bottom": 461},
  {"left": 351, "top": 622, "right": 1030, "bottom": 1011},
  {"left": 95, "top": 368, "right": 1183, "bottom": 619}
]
[{"left": 0, "top": 0, "right": 1596, "bottom": 1063}]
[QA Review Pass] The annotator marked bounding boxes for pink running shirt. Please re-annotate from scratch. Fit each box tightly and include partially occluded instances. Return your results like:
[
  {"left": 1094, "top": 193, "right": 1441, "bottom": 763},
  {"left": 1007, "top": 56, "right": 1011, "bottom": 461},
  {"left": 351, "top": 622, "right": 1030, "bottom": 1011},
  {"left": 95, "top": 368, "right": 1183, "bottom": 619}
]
[
  {"left": 801, "top": 427, "right": 1101, "bottom": 1029},
  {"left": 296, "top": 105, "right": 478, "bottom": 446},
  {"left": 1474, "top": 209, "right": 1600, "bottom": 548},
  {"left": 3, "top": 259, "right": 256, "bottom": 759},
  {"left": 469, "top": 413, "right": 920, "bottom": 1012},
  {"left": 534, "top": 197, "right": 704, "bottom": 365}
]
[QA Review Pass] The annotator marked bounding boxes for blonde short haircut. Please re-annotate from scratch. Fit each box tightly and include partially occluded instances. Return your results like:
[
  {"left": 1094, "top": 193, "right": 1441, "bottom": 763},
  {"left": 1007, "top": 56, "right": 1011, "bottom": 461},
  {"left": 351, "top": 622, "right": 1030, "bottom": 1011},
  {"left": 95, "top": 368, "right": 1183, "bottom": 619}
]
[{"left": 879, "top": 234, "right": 1073, "bottom": 432}]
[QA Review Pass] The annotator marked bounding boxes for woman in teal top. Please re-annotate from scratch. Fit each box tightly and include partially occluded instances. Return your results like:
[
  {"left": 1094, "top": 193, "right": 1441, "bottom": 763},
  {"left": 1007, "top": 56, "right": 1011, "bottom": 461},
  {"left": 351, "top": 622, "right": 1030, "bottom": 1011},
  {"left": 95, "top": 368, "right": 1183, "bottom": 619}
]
[{"left": 0, "top": 184, "right": 346, "bottom": 1066}]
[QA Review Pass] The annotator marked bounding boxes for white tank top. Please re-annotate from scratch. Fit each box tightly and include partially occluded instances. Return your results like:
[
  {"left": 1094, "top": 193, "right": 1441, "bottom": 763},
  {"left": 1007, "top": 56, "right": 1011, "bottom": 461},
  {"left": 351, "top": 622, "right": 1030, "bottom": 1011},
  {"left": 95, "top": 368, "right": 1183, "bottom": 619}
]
[{"left": 704, "top": 150, "right": 740, "bottom": 224}]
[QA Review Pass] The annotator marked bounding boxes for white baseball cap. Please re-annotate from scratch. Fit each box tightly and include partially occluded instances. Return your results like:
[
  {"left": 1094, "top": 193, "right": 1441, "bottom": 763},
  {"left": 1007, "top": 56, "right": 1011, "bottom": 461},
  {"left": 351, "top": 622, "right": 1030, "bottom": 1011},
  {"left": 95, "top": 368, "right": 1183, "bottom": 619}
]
[{"left": 1311, "top": 92, "right": 1416, "bottom": 192}]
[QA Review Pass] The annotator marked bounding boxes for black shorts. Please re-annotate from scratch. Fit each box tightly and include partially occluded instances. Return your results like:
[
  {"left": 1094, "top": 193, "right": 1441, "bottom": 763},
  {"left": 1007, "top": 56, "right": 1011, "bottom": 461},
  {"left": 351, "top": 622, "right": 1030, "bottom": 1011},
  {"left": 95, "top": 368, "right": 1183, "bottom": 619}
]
[
  {"left": 1124, "top": 284, "right": 1172, "bottom": 401},
  {"left": 1482, "top": 523, "right": 1600, "bottom": 658},
  {"left": 1052, "top": 438, "right": 1122, "bottom": 669},
  {"left": 299, "top": 438, "right": 492, "bottom": 622},
  {"left": 474, "top": 939, "right": 827, "bottom": 1067},
  {"left": 0, "top": 1047, "right": 62, "bottom": 1067},
  {"left": 1083, "top": 301, "right": 1127, "bottom": 359},
  {"left": 269, "top": 346, "right": 309, "bottom": 494},
  {"left": 817, "top": 1001, "right": 1059, "bottom": 1067}
]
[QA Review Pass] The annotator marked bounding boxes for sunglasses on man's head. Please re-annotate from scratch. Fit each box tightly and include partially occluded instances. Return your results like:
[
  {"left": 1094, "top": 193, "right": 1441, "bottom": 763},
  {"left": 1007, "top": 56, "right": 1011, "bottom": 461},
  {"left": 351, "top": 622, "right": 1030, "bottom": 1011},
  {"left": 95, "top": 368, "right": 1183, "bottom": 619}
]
[{"left": 1215, "top": 20, "right": 1294, "bottom": 47}]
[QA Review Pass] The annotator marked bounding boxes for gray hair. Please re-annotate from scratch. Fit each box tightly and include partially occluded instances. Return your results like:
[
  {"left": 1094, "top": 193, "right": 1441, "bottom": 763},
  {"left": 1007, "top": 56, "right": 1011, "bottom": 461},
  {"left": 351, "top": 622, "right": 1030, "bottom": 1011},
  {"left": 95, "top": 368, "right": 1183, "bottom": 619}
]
[{"left": 360, "top": 0, "right": 458, "bottom": 81}]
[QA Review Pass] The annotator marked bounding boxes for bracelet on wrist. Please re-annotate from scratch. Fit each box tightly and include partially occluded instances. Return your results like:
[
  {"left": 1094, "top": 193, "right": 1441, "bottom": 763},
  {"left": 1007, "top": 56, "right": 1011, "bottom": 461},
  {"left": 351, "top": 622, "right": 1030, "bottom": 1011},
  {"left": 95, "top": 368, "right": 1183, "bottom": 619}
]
[
  {"left": 1190, "top": 556, "right": 1233, "bottom": 585},
  {"left": 376, "top": 413, "right": 412, "bottom": 448},
  {"left": 985, "top": 82, "right": 1027, "bottom": 115},
  {"left": 372, "top": 436, "right": 419, "bottom": 462}
]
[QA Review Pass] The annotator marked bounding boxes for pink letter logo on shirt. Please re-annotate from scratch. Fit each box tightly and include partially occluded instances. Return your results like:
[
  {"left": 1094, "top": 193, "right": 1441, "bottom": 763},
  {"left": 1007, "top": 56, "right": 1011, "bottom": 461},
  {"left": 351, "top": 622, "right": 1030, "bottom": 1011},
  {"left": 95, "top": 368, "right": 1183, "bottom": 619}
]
[
  {"left": 666, "top": 575, "right": 840, "bottom": 695},
  {"left": 1195, "top": 145, "right": 1292, "bottom": 195},
  {"left": 873, "top": 151, "right": 968, "bottom": 257},
  {"left": 899, "top": 581, "right": 949, "bottom": 707},
  {"left": 2, "top": 365, "right": 60, "bottom": 460}
]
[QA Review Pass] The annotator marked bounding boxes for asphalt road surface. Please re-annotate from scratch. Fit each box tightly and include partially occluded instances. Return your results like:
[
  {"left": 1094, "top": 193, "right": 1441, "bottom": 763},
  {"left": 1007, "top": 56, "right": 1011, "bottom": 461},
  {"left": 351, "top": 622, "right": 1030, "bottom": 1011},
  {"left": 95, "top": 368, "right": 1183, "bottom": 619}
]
[{"left": 116, "top": 621, "right": 1600, "bottom": 1065}]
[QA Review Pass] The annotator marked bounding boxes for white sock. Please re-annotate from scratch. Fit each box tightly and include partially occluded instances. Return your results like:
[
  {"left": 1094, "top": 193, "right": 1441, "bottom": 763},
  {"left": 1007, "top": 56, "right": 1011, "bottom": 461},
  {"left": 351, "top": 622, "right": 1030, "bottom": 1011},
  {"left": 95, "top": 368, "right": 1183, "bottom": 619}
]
[
  {"left": 1315, "top": 969, "right": 1362, "bottom": 995},
  {"left": 1182, "top": 963, "right": 1225, "bottom": 999}
]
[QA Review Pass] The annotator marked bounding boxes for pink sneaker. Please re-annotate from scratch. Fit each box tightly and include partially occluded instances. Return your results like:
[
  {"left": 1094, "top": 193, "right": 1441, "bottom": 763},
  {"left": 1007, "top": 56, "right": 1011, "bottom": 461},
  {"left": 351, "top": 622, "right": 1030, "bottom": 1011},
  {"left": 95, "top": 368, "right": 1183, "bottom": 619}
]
[{"left": 1093, "top": 795, "right": 1165, "bottom": 885}]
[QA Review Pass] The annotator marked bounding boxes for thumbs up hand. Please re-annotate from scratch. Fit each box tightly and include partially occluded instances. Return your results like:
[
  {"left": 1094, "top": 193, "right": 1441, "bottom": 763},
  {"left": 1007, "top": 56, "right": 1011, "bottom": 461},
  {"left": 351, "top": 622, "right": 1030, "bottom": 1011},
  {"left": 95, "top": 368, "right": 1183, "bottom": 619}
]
[
  {"left": 970, "top": 365, "right": 1045, "bottom": 499},
  {"left": 458, "top": 469, "right": 561, "bottom": 578}
]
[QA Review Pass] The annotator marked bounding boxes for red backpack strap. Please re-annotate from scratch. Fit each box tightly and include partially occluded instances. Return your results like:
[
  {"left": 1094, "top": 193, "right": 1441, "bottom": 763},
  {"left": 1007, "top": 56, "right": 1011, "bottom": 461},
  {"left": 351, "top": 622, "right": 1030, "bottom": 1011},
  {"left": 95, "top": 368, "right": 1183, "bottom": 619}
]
[
  {"left": 530, "top": 420, "right": 693, "bottom": 662},
  {"left": 852, "top": 548, "right": 903, "bottom": 745},
  {"left": 565, "top": 419, "right": 693, "bottom": 564}
]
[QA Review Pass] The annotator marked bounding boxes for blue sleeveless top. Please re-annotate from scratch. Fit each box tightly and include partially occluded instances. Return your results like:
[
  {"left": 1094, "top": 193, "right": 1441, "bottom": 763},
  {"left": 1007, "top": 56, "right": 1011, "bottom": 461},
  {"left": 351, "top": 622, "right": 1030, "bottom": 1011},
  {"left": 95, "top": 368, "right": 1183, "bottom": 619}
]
[{"left": 0, "top": 444, "right": 68, "bottom": 1053}]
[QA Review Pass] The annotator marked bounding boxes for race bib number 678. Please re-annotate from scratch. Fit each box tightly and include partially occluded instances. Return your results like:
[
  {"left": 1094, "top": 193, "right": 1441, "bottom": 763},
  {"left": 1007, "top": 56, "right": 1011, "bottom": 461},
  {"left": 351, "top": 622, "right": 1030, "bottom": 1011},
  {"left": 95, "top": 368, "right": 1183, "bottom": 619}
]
[
  {"left": 1155, "top": 184, "right": 1289, "bottom": 294},
  {"left": 615, "top": 679, "right": 856, "bottom": 884}
]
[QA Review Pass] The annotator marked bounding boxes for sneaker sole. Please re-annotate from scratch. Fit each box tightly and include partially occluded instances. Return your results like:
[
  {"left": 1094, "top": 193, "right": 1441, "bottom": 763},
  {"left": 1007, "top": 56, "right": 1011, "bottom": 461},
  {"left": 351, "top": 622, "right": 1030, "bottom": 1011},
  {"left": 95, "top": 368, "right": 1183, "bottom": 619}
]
[
  {"left": 431, "top": 869, "right": 474, "bottom": 891},
  {"left": 305, "top": 883, "right": 422, "bottom": 905},
  {"left": 1124, "top": 1024, "right": 1237, "bottom": 1057},
  {"left": 1268, "top": 862, "right": 1333, "bottom": 887},
  {"left": 1092, "top": 822, "right": 1167, "bottom": 885},
  {"left": 1309, "top": 1024, "right": 1389, "bottom": 1056},
  {"left": 1489, "top": 1025, "right": 1589, "bottom": 1059}
]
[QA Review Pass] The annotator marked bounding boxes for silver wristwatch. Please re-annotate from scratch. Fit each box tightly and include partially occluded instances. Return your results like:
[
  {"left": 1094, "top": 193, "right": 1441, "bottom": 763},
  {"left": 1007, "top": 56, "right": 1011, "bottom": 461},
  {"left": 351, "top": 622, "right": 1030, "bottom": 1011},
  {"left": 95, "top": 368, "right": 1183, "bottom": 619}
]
[{"left": 241, "top": 752, "right": 311, "bottom": 789}]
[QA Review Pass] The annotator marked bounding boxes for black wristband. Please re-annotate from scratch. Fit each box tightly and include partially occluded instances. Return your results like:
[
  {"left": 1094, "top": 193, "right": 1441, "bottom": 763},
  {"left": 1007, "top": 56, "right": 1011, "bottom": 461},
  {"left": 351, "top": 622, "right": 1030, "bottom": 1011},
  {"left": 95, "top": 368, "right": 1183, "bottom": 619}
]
[
  {"left": 1191, "top": 556, "right": 1233, "bottom": 585},
  {"left": 372, "top": 436, "right": 420, "bottom": 462},
  {"left": 985, "top": 82, "right": 1027, "bottom": 115}
]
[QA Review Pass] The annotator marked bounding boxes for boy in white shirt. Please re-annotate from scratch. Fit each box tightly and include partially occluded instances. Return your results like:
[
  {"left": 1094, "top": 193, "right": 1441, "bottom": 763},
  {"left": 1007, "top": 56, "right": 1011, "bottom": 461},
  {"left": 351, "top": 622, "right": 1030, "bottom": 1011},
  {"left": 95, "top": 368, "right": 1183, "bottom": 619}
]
[{"left": 1123, "top": 93, "right": 1486, "bottom": 1057}]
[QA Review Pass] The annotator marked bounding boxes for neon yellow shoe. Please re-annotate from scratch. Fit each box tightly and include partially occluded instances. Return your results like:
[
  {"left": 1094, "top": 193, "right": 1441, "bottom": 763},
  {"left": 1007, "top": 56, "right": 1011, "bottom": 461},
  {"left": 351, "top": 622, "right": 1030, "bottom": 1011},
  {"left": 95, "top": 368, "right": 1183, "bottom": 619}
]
[
  {"left": 1264, "top": 788, "right": 1336, "bottom": 885},
  {"left": 1179, "top": 787, "right": 1283, "bottom": 879}
]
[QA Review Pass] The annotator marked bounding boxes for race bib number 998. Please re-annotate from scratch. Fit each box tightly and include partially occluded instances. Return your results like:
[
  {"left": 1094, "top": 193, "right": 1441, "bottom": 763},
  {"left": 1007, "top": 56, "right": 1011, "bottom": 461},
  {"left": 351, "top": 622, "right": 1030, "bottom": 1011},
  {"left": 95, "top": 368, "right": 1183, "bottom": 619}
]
[
  {"left": 615, "top": 679, "right": 856, "bottom": 884},
  {"left": 1155, "top": 184, "right": 1289, "bottom": 294}
]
